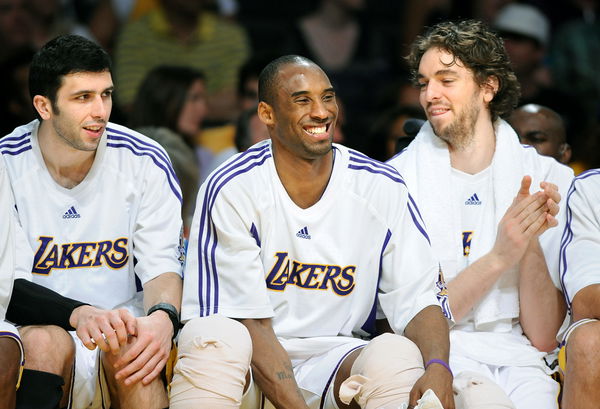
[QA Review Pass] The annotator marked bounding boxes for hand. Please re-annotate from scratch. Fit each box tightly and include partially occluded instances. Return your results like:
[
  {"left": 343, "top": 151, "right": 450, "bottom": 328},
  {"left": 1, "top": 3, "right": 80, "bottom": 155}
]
[
  {"left": 409, "top": 364, "right": 454, "bottom": 409},
  {"left": 491, "top": 176, "right": 553, "bottom": 270},
  {"left": 113, "top": 311, "right": 173, "bottom": 386},
  {"left": 535, "top": 181, "right": 560, "bottom": 236},
  {"left": 70, "top": 306, "right": 137, "bottom": 354}
]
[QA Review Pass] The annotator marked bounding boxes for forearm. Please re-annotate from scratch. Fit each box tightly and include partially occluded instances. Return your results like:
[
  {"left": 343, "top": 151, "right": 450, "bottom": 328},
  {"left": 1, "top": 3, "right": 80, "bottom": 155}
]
[
  {"left": 519, "top": 239, "right": 566, "bottom": 352},
  {"left": 572, "top": 284, "right": 600, "bottom": 321},
  {"left": 240, "top": 318, "right": 309, "bottom": 409},
  {"left": 6, "top": 278, "right": 87, "bottom": 330},
  {"left": 142, "top": 272, "right": 182, "bottom": 312},
  {"left": 447, "top": 252, "right": 506, "bottom": 322},
  {"left": 404, "top": 305, "right": 450, "bottom": 363}
]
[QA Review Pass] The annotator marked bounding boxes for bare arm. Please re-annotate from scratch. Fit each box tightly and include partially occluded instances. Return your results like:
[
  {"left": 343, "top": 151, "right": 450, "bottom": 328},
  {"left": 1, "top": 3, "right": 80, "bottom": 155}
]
[
  {"left": 519, "top": 238, "right": 566, "bottom": 352},
  {"left": 404, "top": 305, "right": 454, "bottom": 409},
  {"left": 447, "top": 176, "right": 557, "bottom": 322},
  {"left": 114, "top": 272, "right": 183, "bottom": 385},
  {"left": 241, "top": 318, "right": 309, "bottom": 409},
  {"left": 572, "top": 285, "right": 600, "bottom": 321}
]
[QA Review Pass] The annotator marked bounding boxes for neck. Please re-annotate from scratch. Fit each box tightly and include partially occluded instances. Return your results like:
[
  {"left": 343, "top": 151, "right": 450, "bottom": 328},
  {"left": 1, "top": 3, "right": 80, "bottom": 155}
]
[
  {"left": 272, "top": 146, "right": 334, "bottom": 209},
  {"left": 37, "top": 121, "right": 96, "bottom": 189},
  {"left": 449, "top": 120, "right": 496, "bottom": 174}
]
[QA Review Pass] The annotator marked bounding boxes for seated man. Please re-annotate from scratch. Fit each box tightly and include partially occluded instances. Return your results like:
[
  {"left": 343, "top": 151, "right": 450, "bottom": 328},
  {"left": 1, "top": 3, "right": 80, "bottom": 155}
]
[
  {"left": 558, "top": 169, "right": 600, "bottom": 409},
  {"left": 508, "top": 104, "right": 571, "bottom": 164},
  {"left": 171, "top": 55, "right": 454, "bottom": 409},
  {"left": 0, "top": 159, "right": 138, "bottom": 409},
  {"left": 388, "top": 20, "right": 573, "bottom": 409},
  {"left": 0, "top": 35, "right": 183, "bottom": 409}
]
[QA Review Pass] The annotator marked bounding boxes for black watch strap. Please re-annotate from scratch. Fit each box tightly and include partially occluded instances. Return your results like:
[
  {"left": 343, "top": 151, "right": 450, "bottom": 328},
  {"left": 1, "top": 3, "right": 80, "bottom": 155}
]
[{"left": 147, "top": 302, "right": 180, "bottom": 339}]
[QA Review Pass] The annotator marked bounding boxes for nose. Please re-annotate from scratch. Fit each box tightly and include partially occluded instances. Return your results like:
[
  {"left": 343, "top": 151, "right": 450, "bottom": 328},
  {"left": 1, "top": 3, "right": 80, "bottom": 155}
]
[
  {"left": 310, "top": 99, "right": 329, "bottom": 121},
  {"left": 422, "top": 81, "right": 441, "bottom": 103},
  {"left": 91, "top": 95, "right": 108, "bottom": 119}
]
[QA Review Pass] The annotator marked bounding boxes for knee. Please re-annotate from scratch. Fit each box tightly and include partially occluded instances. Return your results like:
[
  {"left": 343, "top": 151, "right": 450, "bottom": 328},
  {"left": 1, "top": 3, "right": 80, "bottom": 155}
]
[
  {"left": 20, "top": 325, "right": 74, "bottom": 371},
  {"left": 566, "top": 321, "right": 600, "bottom": 373},
  {"left": 339, "top": 334, "right": 424, "bottom": 408},
  {"left": 0, "top": 337, "right": 21, "bottom": 388},
  {"left": 170, "top": 315, "right": 252, "bottom": 406},
  {"left": 453, "top": 371, "right": 515, "bottom": 409}
]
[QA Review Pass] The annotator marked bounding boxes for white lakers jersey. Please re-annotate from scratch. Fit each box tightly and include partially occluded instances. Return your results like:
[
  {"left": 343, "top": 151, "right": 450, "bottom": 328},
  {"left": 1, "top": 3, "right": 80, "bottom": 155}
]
[
  {"left": 182, "top": 140, "right": 444, "bottom": 340},
  {"left": 1, "top": 120, "right": 184, "bottom": 312}
]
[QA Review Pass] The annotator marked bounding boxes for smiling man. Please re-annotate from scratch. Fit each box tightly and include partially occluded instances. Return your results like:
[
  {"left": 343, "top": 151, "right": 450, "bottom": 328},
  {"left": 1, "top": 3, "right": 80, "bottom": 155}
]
[
  {"left": 388, "top": 20, "right": 573, "bottom": 409},
  {"left": 172, "top": 55, "right": 454, "bottom": 409},
  {"left": 0, "top": 35, "right": 183, "bottom": 409}
]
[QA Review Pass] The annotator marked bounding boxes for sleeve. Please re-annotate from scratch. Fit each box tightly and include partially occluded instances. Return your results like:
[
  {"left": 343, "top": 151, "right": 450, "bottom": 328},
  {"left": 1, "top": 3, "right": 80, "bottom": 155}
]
[
  {"left": 181, "top": 181, "right": 274, "bottom": 322},
  {"left": 132, "top": 156, "right": 184, "bottom": 285},
  {"left": 560, "top": 174, "right": 600, "bottom": 305},
  {"left": 378, "top": 188, "right": 448, "bottom": 334},
  {"left": 0, "top": 161, "right": 15, "bottom": 319},
  {"left": 6, "top": 279, "right": 87, "bottom": 330}
]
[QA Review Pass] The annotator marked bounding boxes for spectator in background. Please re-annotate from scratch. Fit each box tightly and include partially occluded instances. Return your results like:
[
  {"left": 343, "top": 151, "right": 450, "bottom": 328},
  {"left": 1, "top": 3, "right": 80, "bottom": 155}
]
[
  {"left": 114, "top": 0, "right": 250, "bottom": 122},
  {"left": 129, "top": 65, "right": 207, "bottom": 233},
  {"left": 508, "top": 104, "right": 571, "bottom": 165},
  {"left": 0, "top": 0, "right": 33, "bottom": 64},
  {"left": 367, "top": 104, "right": 426, "bottom": 162},
  {"left": 0, "top": 46, "right": 36, "bottom": 136}
]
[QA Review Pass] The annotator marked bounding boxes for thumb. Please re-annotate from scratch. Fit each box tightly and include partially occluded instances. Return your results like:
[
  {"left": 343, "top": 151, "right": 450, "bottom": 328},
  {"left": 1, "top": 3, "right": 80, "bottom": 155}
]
[{"left": 517, "top": 175, "right": 532, "bottom": 199}]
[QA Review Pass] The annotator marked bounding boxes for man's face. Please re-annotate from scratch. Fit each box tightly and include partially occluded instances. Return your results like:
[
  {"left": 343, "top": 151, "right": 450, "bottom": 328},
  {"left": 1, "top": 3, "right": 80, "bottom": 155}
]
[
  {"left": 417, "top": 47, "right": 488, "bottom": 150},
  {"left": 509, "top": 110, "right": 568, "bottom": 162},
  {"left": 48, "top": 71, "right": 113, "bottom": 152},
  {"left": 265, "top": 63, "right": 338, "bottom": 160}
]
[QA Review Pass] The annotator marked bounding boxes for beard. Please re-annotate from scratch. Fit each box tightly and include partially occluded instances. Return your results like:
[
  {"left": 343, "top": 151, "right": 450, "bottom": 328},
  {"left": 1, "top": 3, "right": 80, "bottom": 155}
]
[{"left": 432, "top": 97, "right": 480, "bottom": 151}]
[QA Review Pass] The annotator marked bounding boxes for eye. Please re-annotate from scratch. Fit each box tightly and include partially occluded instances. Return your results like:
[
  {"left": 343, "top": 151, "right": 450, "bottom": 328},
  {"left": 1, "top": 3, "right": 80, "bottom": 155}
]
[
  {"left": 76, "top": 94, "right": 90, "bottom": 101},
  {"left": 295, "top": 97, "right": 310, "bottom": 104},
  {"left": 102, "top": 90, "right": 113, "bottom": 98}
]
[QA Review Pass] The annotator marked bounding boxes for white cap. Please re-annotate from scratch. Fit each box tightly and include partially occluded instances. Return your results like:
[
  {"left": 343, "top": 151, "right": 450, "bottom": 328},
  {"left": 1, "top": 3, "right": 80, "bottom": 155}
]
[{"left": 493, "top": 3, "right": 549, "bottom": 47}]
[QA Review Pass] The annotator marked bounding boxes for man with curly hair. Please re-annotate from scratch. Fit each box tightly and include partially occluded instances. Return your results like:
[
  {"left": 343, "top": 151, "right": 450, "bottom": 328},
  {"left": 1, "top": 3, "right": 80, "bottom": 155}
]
[{"left": 388, "top": 20, "right": 573, "bottom": 408}]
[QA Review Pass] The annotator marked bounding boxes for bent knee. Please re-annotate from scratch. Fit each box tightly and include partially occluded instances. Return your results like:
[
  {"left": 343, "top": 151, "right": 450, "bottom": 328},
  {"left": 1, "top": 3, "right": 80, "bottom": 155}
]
[
  {"left": 352, "top": 333, "right": 423, "bottom": 377},
  {"left": 171, "top": 316, "right": 251, "bottom": 407},
  {"left": 20, "top": 325, "right": 74, "bottom": 372},
  {"left": 454, "top": 371, "right": 515, "bottom": 409}
]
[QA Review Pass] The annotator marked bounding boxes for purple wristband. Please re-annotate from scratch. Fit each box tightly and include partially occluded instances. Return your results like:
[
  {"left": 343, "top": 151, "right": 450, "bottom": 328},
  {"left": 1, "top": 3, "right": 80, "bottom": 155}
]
[{"left": 425, "top": 359, "right": 453, "bottom": 376}]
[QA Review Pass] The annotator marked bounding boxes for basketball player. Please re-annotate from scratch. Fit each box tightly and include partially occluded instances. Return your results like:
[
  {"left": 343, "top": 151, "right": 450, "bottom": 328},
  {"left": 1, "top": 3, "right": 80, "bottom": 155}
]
[
  {"left": 388, "top": 20, "right": 573, "bottom": 408},
  {"left": 171, "top": 55, "right": 455, "bottom": 409},
  {"left": 0, "top": 35, "right": 183, "bottom": 409},
  {"left": 558, "top": 169, "right": 600, "bottom": 409}
]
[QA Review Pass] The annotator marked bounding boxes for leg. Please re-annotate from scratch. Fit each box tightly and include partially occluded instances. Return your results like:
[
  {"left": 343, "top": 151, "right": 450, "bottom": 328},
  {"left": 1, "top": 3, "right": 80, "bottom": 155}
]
[
  {"left": 102, "top": 338, "right": 169, "bottom": 409},
  {"left": 453, "top": 371, "right": 515, "bottom": 409},
  {"left": 499, "top": 365, "right": 559, "bottom": 409},
  {"left": 170, "top": 315, "right": 252, "bottom": 409},
  {"left": 336, "top": 333, "right": 425, "bottom": 409},
  {"left": 17, "top": 325, "right": 75, "bottom": 409},
  {"left": 562, "top": 320, "right": 600, "bottom": 409},
  {"left": 0, "top": 337, "right": 21, "bottom": 409}
]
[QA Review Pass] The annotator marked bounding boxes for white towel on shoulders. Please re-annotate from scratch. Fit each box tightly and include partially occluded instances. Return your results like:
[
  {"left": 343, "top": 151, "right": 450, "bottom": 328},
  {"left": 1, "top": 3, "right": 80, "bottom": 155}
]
[{"left": 388, "top": 119, "right": 573, "bottom": 329}]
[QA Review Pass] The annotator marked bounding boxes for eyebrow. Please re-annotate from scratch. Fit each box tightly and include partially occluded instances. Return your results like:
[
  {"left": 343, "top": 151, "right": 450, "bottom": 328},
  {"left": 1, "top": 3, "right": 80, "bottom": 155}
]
[
  {"left": 291, "top": 87, "right": 335, "bottom": 97},
  {"left": 70, "top": 86, "right": 115, "bottom": 96},
  {"left": 417, "top": 69, "right": 459, "bottom": 79}
]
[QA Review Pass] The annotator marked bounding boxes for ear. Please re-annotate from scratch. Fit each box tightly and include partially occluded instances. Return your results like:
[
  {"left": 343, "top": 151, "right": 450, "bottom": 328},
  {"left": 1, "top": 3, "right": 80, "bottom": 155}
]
[
  {"left": 33, "top": 95, "right": 53, "bottom": 120},
  {"left": 559, "top": 143, "right": 572, "bottom": 164},
  {"left": 482, "top": 75, "right": 500, "bottom": 104},
  {"left": 257, "top": 101, "right": 275, "bottom": 127}
]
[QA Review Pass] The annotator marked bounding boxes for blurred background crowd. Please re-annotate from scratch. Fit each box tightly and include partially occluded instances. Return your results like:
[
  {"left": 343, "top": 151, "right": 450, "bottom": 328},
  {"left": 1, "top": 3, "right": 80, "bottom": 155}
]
[{"left": 1, "top": 0, "right": 598, "bottom": 215}]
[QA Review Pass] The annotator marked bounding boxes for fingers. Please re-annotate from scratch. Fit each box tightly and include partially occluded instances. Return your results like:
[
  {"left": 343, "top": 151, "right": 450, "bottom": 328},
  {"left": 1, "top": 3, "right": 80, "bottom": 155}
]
[
  {"left": 119, "top": 309, "right": 138, "bottom": 337},
  {"left": 115, "top": 342, "right": 167, "bottom": 386},
  {"left": 517, "top": 175, "right": 532, "bottom": 199}
]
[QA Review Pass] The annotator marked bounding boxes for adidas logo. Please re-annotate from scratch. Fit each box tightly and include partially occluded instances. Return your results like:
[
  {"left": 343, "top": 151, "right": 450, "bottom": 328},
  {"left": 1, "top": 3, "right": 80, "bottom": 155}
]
[
  {"left": 296, "top": 226, "right": 311, "bottom": 240},
  {"left": 464, "top": 193, "right": 482, "bottom": 206},
  {"left": 62, "top": 206, "right": 81, "bottom": 219}
]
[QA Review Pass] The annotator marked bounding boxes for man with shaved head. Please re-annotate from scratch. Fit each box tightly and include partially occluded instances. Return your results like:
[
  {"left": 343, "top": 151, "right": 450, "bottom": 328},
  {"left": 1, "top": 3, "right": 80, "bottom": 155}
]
[
  {"left": 172, "top": 55, "right": 455, "bottom": 409},
  {"left": 509, "top": 104, "right": 571, "bottom": 164}
]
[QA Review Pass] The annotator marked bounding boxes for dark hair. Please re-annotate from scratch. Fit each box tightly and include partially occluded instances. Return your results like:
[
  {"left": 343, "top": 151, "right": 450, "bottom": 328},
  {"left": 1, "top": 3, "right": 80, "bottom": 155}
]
[
  {"left": 258, "top": 55, "right": 317, "bottom": 105},
  {"left": 407, "top": 19, "right": 520, "bottom": 121},
  {"left": 128, "top": 65, "right": 205, "bottom": 134},
  {"left": 29, "top": 35, "right": 111, "bottom": 113}
]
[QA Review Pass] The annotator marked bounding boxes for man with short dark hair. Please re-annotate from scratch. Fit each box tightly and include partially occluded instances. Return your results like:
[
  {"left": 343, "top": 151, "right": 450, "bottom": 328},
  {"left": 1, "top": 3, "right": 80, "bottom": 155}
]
[
  {"left": 171, "top": 55, "right": 455, "bottom": 409},
  {"left": 1, "top": 34, "right": 183, "bottom": 409}
]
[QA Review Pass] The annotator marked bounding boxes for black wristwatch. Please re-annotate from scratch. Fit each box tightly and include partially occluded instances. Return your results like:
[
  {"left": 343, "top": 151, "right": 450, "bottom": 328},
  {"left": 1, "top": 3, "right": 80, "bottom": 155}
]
[{"left": 147, "top": 302, "right": 180, "bottom": 340}]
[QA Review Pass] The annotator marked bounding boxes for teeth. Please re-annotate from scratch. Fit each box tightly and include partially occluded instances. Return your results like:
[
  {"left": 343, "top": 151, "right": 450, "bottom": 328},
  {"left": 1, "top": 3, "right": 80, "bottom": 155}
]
[{"left": 306, "top": 126, "right": 326, "bottom": 134}]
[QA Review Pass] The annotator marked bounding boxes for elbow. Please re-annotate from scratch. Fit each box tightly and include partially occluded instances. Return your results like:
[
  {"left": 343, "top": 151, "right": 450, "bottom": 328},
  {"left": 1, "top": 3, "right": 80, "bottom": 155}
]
[{"left": 532, "top": 338, "right": 559, "bottom": 353}]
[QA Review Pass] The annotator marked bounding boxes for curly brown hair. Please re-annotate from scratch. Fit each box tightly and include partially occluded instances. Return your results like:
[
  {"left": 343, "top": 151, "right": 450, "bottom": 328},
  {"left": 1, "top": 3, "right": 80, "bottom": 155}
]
[{"left": 407, "top": 19, "right": 520, "bottom": 121}]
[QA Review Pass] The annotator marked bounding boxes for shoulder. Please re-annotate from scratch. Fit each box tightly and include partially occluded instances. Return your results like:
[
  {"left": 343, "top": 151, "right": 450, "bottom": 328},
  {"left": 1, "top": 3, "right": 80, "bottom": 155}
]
[
  {"left": 569, "top": 169, "right": 600, "bottom": 201},
  {"left": 1, "top": 121, "right": 38, "bottom": 175}
]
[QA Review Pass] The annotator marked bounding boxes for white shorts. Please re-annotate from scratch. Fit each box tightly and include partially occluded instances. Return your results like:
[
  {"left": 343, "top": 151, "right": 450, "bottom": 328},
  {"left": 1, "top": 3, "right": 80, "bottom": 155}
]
[
  {"left": 0, "top": 320, "right": 25, "bottom": 388},
  {"left": 451, "top": 353, "right": 560, "bottom": 409},
  {"left": 70, "top": 332, "right": 110, "bottom": 409},
  {"left": 241, "top": 337, "right": 367, "bottom": 409}
]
